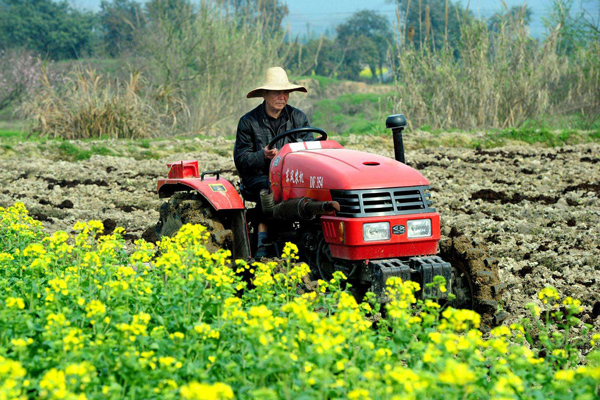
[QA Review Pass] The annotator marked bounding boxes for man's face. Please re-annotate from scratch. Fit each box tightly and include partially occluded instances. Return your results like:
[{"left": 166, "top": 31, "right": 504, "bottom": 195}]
[{"left": 263, "top": 90, "right": 290, "bottom": 114}]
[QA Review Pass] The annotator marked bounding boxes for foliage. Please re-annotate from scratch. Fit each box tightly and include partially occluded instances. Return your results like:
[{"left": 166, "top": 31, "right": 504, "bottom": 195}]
[
  {"left": 335, "top": 10, "right": 392, "bottom": 82},
  {"left": 19, "top": 67, "right": 186, "bottom": 139},
  {"left": 488, "top": 4, "right": 533, "bottom": 33},
  {"left": 0, "top": 0, "right": 96, "bottom": 60},
  {"left": 312, "top": 93, "right": 394, "bottom": 135},
  {"left": 394, "top": 0, "right": 473, "bottom": 50},
  {"left": 285, "top": 37, "right": 344, "bottom": 78},
  {"left": 391, "top": 5, "right": 600, "bottom": 131},
  {"left": 0, "top": 201, "right": 599, "bottom": 399},
  {"left": 99, "top": 0, "right": 146, "bottom": 57},
  {"left": 543, "top": 0, "right": 600, "bottom": 55},
  {"left": 0, "top": 49, "right": 48, "bottom": 111},
  {"left": 137, "top": 0, "right": 283, "bottom": 133},
  {"left": 220, "top": 0, "right": 289, "bottom": 34}
]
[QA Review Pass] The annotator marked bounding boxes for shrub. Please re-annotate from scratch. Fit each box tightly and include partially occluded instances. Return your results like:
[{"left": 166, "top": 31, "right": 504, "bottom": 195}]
[
  {"left": 19, "top": 67, "right": 186, "bottom": 139},
  {"left": 138, "top": 1, "right": 284, "bottom": 134},
  {"left": 0, "top": 49, "right": 46, "bottom": 111},
  {"left": 391, "top": 7, "right": 600, "bottom": 131}
]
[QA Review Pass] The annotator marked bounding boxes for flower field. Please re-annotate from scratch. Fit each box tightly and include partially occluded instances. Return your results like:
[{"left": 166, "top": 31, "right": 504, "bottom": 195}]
[{"left": 1, "top": 202, "right": 599, "bottom": 400}]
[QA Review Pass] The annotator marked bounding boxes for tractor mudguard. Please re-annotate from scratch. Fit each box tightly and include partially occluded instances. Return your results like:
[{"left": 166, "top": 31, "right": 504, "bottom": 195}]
[
  {"left": 157, "top": 161, "right": 244, "bottom": 211},
  {"left": 156, "top": 161, "right": 250, "bottom": 260}
]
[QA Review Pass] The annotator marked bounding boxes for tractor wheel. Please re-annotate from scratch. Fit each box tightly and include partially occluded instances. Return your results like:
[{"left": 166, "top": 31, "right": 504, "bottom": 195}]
[
  {"left": 440, "top": 235, "right": 507, "bottom": 330},
  {"left": 315, "top": 233, "right": 336, "bottom": 281},
  {"left": 155, "top": 192, "right": 234, "bottom": 254}
]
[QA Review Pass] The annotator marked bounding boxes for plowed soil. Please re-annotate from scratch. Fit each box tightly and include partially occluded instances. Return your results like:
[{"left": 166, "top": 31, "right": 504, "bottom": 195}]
[{"left": 1, "top": 137, "right": 598, "bottom": 328}]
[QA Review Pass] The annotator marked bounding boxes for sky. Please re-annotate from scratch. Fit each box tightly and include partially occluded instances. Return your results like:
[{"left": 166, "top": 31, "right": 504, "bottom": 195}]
[{"left": 72, "top": 0, "right": 600, "bottom": 39}]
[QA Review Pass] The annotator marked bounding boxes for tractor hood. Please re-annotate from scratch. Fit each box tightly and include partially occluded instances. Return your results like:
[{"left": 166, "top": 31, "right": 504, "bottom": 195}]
[{"left": 279, "top": 148, "right": 429, "bottom": 190}]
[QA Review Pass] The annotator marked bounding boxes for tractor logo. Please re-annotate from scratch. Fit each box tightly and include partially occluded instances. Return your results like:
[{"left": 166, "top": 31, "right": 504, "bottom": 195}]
[
  {"left": 209, "top": 184, "right": 227, "bottom": 192},
  {"left": 392, "top": 224, "right": 405, "bottom": 235}
]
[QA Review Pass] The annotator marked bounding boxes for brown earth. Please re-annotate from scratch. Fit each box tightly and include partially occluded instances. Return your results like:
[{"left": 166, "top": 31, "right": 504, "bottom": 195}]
[{"left": 0, "top": 137, "right": 598, "bottom": 329}]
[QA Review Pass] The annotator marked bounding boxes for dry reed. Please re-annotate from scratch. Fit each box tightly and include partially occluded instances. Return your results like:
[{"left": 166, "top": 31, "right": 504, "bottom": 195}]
[
  {"left": 20, "top": 67, "right": 185, "bottom": 139},
  {"left": 138, "top": 1, "right": 284, "bottom": 134},
  {"left": 392, "top": 7, "right": 600, "bottom": 130}
]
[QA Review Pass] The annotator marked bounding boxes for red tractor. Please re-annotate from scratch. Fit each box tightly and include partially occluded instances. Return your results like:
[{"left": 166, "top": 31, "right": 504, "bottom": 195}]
[{"left": 154, "top": 115, "right": 504, "bottom": 324}]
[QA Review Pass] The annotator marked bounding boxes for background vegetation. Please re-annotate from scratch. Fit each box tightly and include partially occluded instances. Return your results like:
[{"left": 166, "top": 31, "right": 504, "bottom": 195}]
[{"left": 0, "top": 0, "right": 598, "bottom": 139}]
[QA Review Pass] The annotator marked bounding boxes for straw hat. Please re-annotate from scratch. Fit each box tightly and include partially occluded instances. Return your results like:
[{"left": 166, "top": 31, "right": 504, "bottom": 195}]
[{"left": 246, "top": 67, "right": 307, "bottom": 98}]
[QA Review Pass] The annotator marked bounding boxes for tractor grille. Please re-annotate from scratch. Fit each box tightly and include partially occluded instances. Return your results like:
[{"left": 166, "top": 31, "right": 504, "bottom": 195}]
[{"left": 331, "top": 186, "right": 434, "bottom": 217}]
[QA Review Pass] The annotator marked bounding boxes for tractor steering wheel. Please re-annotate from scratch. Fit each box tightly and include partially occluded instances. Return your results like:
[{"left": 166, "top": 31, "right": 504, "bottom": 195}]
[{"left": 266, "top": 127, "right": 327, "bottom": 150}]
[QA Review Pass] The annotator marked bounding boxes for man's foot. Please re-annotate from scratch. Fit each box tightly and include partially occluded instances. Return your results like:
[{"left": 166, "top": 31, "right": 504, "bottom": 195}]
[{"left": 255, "top": 244, "right": 269, "bottom": 259}]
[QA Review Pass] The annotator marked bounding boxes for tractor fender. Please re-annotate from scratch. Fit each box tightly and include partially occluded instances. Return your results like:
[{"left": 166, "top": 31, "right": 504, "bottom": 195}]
[{"left": 157, "top": 177, "right": 245, "bottom": 211}]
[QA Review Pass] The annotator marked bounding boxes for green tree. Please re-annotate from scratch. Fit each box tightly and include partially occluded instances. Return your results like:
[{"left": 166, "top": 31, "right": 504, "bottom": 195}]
[
  {"left": 100, "top": 0, "right": 146, "bottom": 57},
  {"left": 0, "top": 0, "right": 95, "bottom": 59},
  {"left": 284, "top": 36, "right": 343, "bottom": 77},
  {"left": 488, "top": 5, "right": 533, "bottom": 33},
  {"left": 144, "top": 0, "right": 192, "bottom": 24},
  {"left": 394, "top": 0, "right": 473, "bottom": 50},
  {"left": 220, "top": 0, "right": 288, "bottom": 34},
  {"left": 336, "top": 10, "right": 392, "bottom": 81}
]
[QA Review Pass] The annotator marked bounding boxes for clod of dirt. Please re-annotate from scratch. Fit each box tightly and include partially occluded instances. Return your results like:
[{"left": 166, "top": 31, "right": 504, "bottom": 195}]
[
  {"left": 102, "top": 218, "right": 117, "bottom": 234},
  {"left": 118, "top": 205, "right": 140, "bottom": 213},
  {"left": 141, "top": 226, "right": 159, "bottom": 243},
  {"left": 58, "top": 200, "right": 74, "bottom": 209}
]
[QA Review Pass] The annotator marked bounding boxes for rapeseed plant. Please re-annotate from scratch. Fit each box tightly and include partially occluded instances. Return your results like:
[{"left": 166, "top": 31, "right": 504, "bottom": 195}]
[{"left": 0, "top": 202, "right": 598, "bottom": 399}]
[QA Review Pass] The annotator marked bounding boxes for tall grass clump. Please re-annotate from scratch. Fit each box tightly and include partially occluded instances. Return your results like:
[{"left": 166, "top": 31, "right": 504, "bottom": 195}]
[
  {"left": 138, "top": 0, "right": 284, "bottom": 134},
  {"left": 20, "top": 67, "right": 184, "bottom": 139},
  {"left": 392, "top": 3, "right": 600, "bottom": 131}
]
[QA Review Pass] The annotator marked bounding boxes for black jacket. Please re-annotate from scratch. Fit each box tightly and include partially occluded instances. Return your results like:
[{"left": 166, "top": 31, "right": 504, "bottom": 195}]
[{"left": 234, "top": 102, "right": 312, "bottom": 182}]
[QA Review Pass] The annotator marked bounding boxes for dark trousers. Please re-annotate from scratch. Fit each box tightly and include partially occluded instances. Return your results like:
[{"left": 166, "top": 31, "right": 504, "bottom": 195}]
[{"left": 241, "top": 175, "right": 270, "bottom": 221}]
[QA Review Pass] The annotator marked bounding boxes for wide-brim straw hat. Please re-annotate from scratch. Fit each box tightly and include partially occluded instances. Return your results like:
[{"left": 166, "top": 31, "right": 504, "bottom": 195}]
[{"left": 246, "top": 67, "right": 307, "bottom": 98}]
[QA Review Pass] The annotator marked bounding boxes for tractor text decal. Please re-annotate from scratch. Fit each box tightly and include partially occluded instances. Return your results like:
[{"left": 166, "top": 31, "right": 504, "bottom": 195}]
[
  {"left": 285, "top": 168, "right": 304, "bottom": 185},
  {"left": 209, "top": 184, "right": 227, "bottom": 192},
  {"left": 309, "top": 176, "right": 324, "bottom": 189}
]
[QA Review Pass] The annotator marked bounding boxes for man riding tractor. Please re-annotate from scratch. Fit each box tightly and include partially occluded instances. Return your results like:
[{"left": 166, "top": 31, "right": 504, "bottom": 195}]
[{"left": 234, "top": 67, "right": 313, "bottom": 258}]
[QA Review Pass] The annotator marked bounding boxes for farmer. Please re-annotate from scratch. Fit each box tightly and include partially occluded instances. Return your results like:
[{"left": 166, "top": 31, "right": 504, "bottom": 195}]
[{"left": 233, "top": 66, "right": 312, "bottom": 258}]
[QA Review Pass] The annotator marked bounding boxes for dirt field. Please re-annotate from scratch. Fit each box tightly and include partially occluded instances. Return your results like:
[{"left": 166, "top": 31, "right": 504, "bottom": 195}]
[{"left": 1, "top": 137, "right": 598, "bottom": 328}]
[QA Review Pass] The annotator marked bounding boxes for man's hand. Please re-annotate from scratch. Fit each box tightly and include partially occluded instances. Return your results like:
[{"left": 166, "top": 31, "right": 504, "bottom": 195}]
[{"left": 264, "top": 146, "right": 278, "bottom": 160}]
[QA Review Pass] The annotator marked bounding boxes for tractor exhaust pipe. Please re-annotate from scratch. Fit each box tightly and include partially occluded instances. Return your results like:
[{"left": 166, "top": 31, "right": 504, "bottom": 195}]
[
  {"left": 260, "top": 190, "right": 339, "bottom": 220},
  {"left": 386, "top": 114, "right": 408, "bottom": 164},
  {"left": 273, "top": 197, "right": 339, "bottom": 220}
]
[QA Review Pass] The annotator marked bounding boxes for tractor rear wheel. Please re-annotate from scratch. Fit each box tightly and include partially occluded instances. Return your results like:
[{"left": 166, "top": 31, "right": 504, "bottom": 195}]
[{"left": 155, "top": 192, "right": 234, "bottom": 254}]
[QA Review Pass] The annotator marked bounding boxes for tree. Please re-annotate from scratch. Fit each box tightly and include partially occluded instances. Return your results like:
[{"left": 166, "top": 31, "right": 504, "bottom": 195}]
[
  {"left": 393, "top": 0, "right": 473, "bottom": 50},
  {"left": 284, "top": 36, "right": 344, "bottom": 77},
  {"left": 488, "top": 5, "right": 533, "bottom": 33},
  {"left": 100, "top": 0, "right": 146, "bottom": 57},
  {"left": 0, "top": 0, "right": 95, "bottom": 59},
  {"left": 222, "top": 0, "right": 289, "bottom": 34},
  {"left": 144, "top": 0, "right": 193, "bottom": 25},
  {"left": 336, "top": 10, "right": 392, "bottom": 81}
]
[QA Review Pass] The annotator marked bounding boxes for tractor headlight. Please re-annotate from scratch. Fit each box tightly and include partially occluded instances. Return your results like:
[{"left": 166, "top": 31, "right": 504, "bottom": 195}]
[
  {"left": 407, "top": 219, "right": 432, "bottom": 238},
  {"left": 363, "top": 222, "right": 390, "bottom": 242}
]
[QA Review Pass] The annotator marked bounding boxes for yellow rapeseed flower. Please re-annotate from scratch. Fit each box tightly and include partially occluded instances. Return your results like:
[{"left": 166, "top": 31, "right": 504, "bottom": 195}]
[
  {"left": 439, "top": 361, "right": 475, "bottom": 386},
  {"left": 179, "top": 382, "right": 234, "bottom": 400},
  {"left": 5, "top": 297, "right": 25, "bottom": 309}
]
